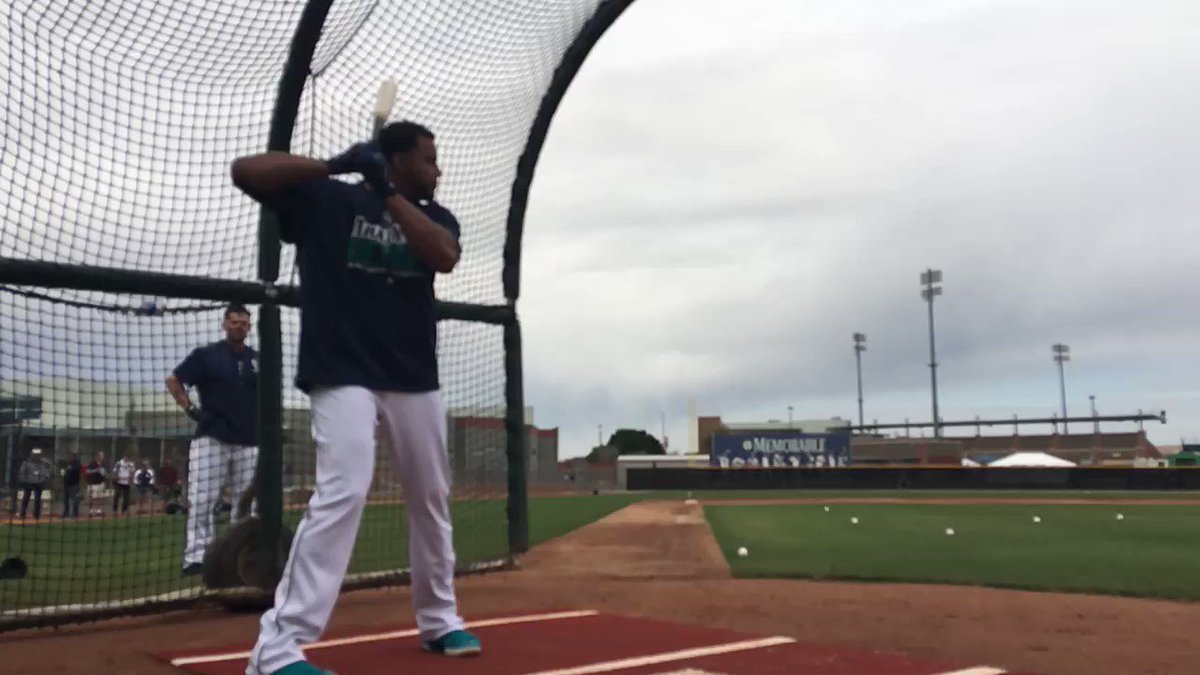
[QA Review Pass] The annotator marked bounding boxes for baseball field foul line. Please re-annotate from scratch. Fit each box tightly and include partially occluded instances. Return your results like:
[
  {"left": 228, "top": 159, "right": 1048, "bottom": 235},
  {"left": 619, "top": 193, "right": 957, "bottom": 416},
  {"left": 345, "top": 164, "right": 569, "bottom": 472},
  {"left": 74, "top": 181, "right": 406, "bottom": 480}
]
[
  {"left": 169, "top": 609, "right": 600, "bottom": 666},
  {"left": 931, "top": 669, "right": 1007, "bottom": 675},
  {"left": 523, "top": 636, "right": 798, "bottom": 675}
]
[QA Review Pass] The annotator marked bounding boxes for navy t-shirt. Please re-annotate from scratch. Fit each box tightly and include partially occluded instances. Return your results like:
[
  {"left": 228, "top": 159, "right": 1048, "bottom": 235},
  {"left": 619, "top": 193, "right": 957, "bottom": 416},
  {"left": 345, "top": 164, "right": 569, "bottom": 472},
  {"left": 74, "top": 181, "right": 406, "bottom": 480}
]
[
  {"left": 265, "top": 178, "right": 460, "bottom": 393},
  {"left": 173, "top": 341, "right": 259, "bottom": 445}
]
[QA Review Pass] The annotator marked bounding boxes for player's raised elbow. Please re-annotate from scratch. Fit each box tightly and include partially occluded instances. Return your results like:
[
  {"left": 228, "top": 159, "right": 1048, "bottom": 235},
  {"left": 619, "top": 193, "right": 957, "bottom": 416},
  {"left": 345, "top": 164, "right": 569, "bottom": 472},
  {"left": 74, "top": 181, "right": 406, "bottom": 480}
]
[
  {"left": 229, "top": 153, "right": 284, "bottom": 194},
  {"left": 229, "top": 156, "right": 258, "bottom": 192},
  {"left": 432, "top": 244, "right": 460, "bottom": 274}
]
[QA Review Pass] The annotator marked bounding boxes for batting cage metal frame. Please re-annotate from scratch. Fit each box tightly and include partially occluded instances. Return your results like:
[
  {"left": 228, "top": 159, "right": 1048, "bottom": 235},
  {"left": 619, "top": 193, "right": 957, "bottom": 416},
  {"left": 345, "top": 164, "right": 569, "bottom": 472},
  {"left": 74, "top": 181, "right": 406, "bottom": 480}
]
[{"left": 0, "top": 0, "right": 638, "bottom": 630}]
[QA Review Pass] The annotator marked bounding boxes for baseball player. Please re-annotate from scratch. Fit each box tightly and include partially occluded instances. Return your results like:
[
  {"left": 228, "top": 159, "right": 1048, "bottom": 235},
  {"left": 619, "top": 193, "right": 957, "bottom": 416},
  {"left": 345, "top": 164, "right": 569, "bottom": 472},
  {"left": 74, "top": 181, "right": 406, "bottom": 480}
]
[
  {"left": 230, "top": 121, "right": 478, "bottom": 675},
  {"left": 165, "top": 303, "right": 259, "bottom": 576}
]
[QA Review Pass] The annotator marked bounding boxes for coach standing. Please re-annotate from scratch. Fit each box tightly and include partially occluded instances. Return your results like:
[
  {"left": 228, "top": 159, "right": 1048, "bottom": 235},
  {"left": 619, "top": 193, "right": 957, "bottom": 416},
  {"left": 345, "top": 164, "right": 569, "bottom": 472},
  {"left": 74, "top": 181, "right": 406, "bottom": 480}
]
[{"left": 165, "top": 303, "right": 259, "bottom": 577}]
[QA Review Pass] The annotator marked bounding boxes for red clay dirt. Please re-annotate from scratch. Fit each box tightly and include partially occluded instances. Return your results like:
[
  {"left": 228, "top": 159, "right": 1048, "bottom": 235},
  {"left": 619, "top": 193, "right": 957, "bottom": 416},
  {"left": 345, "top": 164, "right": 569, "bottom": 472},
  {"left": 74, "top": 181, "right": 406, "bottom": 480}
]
[
  {"left": 159, "top": 611, "right": 1023, "bottom": 675},
  {"left": 3, "top": 499, "right": 1198, "bottom": 675}
]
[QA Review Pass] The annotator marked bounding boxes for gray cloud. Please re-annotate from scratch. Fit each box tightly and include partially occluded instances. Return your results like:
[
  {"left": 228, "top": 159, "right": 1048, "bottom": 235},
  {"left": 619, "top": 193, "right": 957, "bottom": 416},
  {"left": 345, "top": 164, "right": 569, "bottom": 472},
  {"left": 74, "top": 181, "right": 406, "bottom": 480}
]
[{"left": 520, "top": 0, "right": 1200, "bottom": 456}]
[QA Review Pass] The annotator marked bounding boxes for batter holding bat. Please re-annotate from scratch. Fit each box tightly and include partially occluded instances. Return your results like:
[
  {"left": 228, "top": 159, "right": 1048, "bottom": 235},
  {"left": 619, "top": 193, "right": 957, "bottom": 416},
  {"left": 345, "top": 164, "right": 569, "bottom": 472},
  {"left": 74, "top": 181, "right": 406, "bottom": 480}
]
[{"left": 231, "top": 87, "right": 479, "bottom": 673}]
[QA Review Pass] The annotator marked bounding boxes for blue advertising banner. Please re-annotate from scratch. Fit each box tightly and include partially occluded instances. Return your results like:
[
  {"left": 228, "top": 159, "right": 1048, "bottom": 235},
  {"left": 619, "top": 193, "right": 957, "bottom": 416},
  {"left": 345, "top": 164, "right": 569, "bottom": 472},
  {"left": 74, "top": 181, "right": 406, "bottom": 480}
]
[{"left": 710, "top": 431, "right": 851, "bottom": 468}]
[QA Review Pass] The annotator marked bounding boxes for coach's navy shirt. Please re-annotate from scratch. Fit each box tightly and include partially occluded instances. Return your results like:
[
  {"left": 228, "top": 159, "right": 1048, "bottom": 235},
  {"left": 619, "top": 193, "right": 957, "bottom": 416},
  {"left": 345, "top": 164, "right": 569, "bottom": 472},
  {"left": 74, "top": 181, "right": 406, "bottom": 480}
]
[
  {"left": 173, "top": 341, "right": 259, "bottom": 445},
  {"left": 265, "top": 178, "right": 459, "bottom": 394}
]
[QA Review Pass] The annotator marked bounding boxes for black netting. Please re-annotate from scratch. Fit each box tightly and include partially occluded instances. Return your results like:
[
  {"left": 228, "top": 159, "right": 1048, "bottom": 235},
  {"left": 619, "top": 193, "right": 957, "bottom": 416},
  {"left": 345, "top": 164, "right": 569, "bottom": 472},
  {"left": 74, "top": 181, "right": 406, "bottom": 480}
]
[{"left": 0, "top": 0, "right": 604, "bottom": 628}]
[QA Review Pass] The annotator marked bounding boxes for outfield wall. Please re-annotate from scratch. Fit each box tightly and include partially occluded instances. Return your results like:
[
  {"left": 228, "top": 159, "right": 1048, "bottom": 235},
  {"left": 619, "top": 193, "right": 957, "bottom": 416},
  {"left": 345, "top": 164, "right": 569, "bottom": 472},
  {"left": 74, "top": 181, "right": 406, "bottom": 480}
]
[{"left": 626, "top": 467, "right": 1200, "bottom": 491}]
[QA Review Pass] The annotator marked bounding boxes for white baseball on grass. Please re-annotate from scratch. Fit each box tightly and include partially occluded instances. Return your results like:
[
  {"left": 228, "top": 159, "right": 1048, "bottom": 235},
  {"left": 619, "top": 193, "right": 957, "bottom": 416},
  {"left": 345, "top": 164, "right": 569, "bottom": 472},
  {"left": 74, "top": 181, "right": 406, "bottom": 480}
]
[
  {"left": 1032, "top": 516, "right": 1041, "bottom": 523},
  {"left": 945, "top": 527, "right": 955, "bottom": 536},
  {"left": 1116, "top": 513, "right": 1125, "bottom": 520},
  {"left": 737, "top": 546, "right": 748, "bottom": 557},
  {"left": 823, "top": 506, "right": 830, "bottom": 512},
  {"left": 850, "top": 517, "right": 859, "bottom": 525}
]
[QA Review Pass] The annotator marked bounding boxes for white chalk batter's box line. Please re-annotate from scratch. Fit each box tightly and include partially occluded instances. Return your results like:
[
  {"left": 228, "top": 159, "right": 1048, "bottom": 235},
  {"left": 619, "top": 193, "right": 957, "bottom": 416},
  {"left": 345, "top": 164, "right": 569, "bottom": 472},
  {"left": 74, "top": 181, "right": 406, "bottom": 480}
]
[
  {"left": 648, "top": 671, "right": 1008, "bottom": 675},
  {"left": 169, "top": 608, "right": 1008, "bottom": 675}
]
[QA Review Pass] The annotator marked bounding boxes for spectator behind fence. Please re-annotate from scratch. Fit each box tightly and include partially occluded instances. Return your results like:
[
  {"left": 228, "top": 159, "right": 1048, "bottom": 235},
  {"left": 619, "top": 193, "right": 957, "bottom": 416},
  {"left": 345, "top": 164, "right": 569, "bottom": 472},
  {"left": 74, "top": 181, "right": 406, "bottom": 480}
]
[
  {"left": 158, "top": 458, "right": 181, "bottom": 513},
  {"left": 18, "top": 448, "right": 51, "bottom": 520},
  {"left": 85, "top": 452, "right": 107, "bottom": 516},
  {"left": 134, "top": 460, "right": 156, "bottom": 514},
  {"left": 158, "top": 454, "right": 181, "bottom": 511},
  {"left": 112, "top": 454, "right": 136, "bottom": 515},
  {"left": 61, "top": 452, "right": 82, "bottom": 519}
]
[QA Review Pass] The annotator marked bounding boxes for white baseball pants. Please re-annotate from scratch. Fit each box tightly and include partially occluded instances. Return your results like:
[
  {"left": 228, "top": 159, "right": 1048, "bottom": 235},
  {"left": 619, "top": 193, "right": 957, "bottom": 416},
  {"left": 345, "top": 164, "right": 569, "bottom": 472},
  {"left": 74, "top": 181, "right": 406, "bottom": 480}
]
[
  {"left": 248, "top": 386, "right": 464, "bottom": 674},
  {"left": 184, "top": 436, "right": 257, "bottom": 567}
]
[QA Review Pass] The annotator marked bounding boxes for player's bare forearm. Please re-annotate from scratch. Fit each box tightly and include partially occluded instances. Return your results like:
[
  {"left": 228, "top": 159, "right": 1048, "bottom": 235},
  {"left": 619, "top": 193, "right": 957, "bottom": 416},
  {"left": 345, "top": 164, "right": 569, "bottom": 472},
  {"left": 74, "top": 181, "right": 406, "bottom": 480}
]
[
  {"left": 383, "top": 195, "right": 460, "bottom": 273},
  {"left": 230, "top": 152, "right": 329, "bottom": 198},
  {"left": 164, "top": 375, "right": 192, "bottom": 411}
]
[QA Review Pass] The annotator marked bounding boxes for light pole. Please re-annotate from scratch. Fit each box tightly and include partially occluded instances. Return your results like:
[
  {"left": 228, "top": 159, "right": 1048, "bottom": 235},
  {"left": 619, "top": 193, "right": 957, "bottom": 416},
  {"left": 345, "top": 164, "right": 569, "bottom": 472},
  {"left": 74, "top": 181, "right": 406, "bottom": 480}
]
[
  {"left": 1089, "top": 394, "right": 1098, "bottom": 433},
  {"left": 787, "top": 406, "right": 793, "bottom": 428},
  {"left": 920, "top": 269, "right": 943, "bottom": 438},
  {"left": 853, "top": 333, "right": 867, "bottom": 429},
  {"left": 1052, "top": 343, "right": 1070, "bottom": 433}
]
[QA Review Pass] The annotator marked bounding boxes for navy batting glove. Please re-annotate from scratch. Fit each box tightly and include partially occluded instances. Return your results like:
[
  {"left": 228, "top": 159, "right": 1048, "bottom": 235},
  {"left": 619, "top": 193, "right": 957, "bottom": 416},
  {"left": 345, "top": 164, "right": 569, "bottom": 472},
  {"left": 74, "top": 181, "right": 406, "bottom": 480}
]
[
  {"left": 185, "top": 406, "right": 203, "bottom": 423},
  {"left": 325, "top": 141, "right": 396, "bottom": 199},
  {"left": 357, "top": 144, "right": 398, "bottom": 199},
  {"left": 324, "top": 141, "right": 377, "bottom": 176}
]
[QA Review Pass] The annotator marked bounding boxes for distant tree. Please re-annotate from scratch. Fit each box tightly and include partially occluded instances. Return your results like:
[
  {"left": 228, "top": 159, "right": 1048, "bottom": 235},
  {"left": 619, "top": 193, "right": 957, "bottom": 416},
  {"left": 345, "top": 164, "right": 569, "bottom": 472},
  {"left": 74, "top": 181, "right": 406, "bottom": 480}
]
[
  {"left": 606, "top": 428, "right": 665, "bottom": 456},
  {"left": 585, "top": 445, "right": 619, "bottom": 464}
]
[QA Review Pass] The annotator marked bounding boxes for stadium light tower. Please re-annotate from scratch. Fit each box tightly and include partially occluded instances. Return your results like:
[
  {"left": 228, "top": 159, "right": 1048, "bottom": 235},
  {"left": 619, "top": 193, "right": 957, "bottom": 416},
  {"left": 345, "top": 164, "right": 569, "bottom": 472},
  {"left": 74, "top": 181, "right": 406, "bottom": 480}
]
[
  {"left": 920, "top": 269, "right": 943, "bottom": 438},
  {"left": 853, "top": 333, "right": 867, "bottom": 429},
  {"left": 1053, "top": 343, "right": 1070, "bottom": 433}
]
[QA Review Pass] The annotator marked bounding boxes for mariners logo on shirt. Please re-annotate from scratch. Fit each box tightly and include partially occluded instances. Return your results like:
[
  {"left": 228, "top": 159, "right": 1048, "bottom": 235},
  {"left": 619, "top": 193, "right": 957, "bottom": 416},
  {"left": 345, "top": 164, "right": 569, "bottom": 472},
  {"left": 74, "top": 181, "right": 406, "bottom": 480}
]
[{"left": 346, "top": 212, "right": 424, "bottom": 277}]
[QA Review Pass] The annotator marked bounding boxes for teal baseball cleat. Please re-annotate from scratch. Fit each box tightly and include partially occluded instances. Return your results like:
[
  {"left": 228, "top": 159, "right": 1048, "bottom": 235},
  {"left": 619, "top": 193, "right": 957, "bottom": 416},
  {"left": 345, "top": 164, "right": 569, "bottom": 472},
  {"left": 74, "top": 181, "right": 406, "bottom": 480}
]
[
  {"left": 269, "top": 661, "right": 335, "bottom": 675},
  {"left": 422, "top": 629, "right": 482, "bottom": 657}
]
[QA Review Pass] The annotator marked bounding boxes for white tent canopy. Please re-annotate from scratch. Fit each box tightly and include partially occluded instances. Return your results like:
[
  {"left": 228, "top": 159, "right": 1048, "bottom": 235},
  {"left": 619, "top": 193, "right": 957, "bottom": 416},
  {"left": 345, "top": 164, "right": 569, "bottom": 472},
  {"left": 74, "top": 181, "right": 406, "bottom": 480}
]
[{"left": 988, "top": 451, "right": 1077, "bottom": 468}]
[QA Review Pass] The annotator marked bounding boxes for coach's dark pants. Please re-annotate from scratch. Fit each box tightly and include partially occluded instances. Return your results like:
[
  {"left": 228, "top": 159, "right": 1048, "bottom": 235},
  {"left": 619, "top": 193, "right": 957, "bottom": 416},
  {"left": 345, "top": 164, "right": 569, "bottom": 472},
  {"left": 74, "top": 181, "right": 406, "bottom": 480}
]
[
  {"left": 19, "top": 483, "right": 44, "bottom": 519},
  {"left": 62, "top": 484, "right": 80, "bottom": 518},
  {"left": 112, "top": 484, "right": 131, "bottom": 513}
]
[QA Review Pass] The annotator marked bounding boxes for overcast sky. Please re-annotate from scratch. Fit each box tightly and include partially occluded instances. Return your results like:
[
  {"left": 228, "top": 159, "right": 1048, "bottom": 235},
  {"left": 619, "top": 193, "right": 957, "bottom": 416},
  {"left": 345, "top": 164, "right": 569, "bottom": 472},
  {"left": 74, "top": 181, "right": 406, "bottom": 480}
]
[
  {"left": 519, "top": 0, "right": 1200, "bottom": 458},
  {"left": 3, "top": 0, "right": 1196, "bottom": 460}
]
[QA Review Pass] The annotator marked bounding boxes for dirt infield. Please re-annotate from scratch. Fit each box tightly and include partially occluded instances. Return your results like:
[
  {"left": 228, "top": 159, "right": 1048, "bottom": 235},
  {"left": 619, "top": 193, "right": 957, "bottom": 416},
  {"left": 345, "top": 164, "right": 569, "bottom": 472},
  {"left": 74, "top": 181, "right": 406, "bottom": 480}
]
[
  {"left": 701, "top": 497, "right": 1200, "bottom": 506},
  {"left": 3, "top": 499, "right": 1199, "bottom": 674}
]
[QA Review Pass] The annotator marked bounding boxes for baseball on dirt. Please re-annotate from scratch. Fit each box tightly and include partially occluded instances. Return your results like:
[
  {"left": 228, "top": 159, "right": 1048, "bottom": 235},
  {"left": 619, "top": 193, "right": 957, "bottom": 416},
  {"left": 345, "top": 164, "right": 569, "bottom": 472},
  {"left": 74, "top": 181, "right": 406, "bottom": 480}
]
[{"left": 737, "top": 546, "right": 748, "bottom": 557}]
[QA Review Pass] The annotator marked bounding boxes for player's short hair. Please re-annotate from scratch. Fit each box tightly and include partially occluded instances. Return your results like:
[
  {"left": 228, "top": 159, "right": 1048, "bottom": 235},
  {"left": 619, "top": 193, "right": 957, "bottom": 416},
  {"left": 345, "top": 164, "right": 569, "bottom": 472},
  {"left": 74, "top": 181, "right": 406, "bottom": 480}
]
[
  {"left": 225, "top": 303, "right": 250, "bottom": 319},
  {"left": 379, "top": 120, "right": 434, "bottom": 158}
]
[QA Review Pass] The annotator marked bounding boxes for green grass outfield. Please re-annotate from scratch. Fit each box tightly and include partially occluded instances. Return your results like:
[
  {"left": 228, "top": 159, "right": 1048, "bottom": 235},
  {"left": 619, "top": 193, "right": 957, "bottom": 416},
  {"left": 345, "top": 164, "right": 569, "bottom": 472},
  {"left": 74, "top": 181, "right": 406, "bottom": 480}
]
[
  {"left": 0, "top": 493, "right": 643, "bottom": 612},
  {"left": 644, "top": 489, "right": 1200, "bottom": 501},
  {"left": 705, "top": 501, "right": 1200, "bottom": 601},
  {"left": 5, "top": 490, "right": 1197, "bottom": 613}
]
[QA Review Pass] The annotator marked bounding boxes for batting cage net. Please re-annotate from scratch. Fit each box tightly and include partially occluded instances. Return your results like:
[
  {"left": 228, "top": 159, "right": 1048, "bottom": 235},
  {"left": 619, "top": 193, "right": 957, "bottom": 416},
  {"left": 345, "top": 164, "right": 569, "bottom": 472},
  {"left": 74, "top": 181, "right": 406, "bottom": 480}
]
[{"left": 0, "top": 0, "right": 611, "bottom": 629}]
